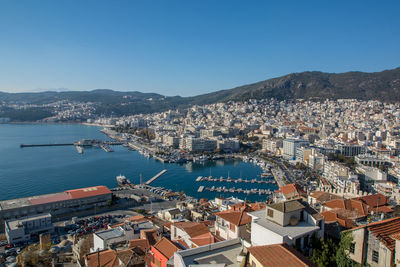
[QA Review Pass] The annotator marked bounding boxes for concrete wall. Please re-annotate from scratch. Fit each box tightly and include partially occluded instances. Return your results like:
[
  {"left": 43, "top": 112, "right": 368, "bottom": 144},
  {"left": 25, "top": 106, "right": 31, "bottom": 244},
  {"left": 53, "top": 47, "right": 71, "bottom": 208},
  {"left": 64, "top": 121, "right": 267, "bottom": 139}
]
[
  {"left": 349, "top": 228, "right": 366, "bottom": 264},
  {"left": 251, "top": 221, "right": 283, "bottom": 246},
  {"left": 395, "top": 240, "right": 400, "bottom": 266},
  {"left": 282, "top": 210, "right": 302, "bottom": 227},
  {"left": 366, "top": 233, "right": 393, "bottom": 267},
  {"left": 93, "top": 234, "right": 105, "bottom": 251},
  {"left": 215, "top": 219, "right": 238, "bottom": 240}
]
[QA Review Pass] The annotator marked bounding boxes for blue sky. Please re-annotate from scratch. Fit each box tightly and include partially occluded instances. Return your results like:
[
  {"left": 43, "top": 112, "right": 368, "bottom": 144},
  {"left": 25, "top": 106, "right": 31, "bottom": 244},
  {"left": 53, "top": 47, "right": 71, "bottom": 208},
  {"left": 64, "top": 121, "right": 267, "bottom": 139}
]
[{"left": 0, "top": 0, "right": 399, "bottom": 96}]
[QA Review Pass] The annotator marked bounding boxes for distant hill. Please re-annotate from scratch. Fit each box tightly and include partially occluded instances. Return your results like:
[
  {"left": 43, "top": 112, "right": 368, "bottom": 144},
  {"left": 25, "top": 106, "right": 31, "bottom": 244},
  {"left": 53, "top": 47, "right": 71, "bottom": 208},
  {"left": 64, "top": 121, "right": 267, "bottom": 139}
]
[
  {"left": 186, "top": 67, "right": 400, "bottom": 104},
  {"left": 1, "top": 67, "right": 400, "bottom": 119}
]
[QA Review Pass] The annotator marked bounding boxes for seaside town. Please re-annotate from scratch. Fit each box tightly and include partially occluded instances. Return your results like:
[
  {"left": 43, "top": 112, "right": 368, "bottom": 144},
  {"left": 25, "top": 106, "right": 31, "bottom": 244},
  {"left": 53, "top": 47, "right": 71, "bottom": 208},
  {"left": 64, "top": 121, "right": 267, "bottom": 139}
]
[{"left": 1, "top": 98, "right": 400, "bottom": 266}]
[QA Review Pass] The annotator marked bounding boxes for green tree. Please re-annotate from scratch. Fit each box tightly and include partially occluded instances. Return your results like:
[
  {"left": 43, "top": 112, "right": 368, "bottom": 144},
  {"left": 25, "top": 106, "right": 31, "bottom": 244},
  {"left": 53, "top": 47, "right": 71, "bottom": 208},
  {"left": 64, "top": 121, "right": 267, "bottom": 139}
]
[
  {"left": 311, "top": 238, "right": 338, "bottom": 267},
  {"left": 336, "top": 231, "right": 359, "bottom": 267}
]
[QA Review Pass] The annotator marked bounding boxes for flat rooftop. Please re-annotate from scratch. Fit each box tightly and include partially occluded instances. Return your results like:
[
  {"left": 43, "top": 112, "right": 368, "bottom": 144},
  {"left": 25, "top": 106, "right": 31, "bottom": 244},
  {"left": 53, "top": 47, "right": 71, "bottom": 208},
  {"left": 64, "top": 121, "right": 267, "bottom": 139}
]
[
  {"left": 0, "top": 192, "right": 68, "bottom": 211},
  {"left": 6, "top": 213, "right": 51, "bottom": 231},
  {"left": 96, "top": 228, "right": 125, "bottom": 240},
  {"left": 249, "top": 209, "right": 320, "bottom": 239},
  {"left": 173, "top": 238, "right": 243, "bottom": 267}
]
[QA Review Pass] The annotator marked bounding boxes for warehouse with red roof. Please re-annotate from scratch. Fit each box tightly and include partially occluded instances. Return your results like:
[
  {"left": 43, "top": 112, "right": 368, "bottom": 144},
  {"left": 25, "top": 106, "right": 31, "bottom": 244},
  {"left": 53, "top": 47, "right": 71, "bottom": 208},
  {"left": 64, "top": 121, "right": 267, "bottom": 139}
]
[{"left": 0, "top": 185, "right": 112, "bottom": 223}]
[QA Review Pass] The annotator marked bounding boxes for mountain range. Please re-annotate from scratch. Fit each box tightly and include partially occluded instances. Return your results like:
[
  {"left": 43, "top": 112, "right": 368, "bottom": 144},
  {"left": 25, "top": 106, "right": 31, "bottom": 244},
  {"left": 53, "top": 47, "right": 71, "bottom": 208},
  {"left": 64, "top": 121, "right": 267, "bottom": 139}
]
[{"left": 1, "top": 67, "right": 400, "bottom": 119}]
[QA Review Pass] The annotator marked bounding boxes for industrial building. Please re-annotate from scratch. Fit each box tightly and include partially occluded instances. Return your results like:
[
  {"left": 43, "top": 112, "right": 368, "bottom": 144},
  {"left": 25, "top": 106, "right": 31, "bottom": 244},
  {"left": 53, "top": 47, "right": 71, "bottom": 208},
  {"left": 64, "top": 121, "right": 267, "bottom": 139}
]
[
  {"left": 5, "top": 213, "right": 54, "bottom": 244},
  {"left": 0, "top": 186, "right": 112, "bottom": 224}
]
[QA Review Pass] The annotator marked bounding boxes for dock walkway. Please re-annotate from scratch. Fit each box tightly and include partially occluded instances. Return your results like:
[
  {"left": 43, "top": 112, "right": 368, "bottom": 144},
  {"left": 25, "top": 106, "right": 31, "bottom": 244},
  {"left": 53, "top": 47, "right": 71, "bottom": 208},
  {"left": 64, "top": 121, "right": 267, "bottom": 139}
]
[{"left": 145, "top": 169, "right": 167, "bottom": 185}]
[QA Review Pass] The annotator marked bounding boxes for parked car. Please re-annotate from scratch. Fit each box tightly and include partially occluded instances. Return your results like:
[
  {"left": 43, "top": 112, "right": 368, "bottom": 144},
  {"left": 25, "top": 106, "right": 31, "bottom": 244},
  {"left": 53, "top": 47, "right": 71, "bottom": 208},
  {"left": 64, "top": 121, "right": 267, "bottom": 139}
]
[{"left": 5, "top": 243, "right": 14, "bottom": 249}]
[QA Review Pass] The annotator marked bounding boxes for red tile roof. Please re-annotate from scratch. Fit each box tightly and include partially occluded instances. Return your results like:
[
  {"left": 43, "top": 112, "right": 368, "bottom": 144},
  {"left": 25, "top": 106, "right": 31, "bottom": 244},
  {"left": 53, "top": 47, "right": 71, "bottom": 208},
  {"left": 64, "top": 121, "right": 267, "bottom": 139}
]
[
  {"left": 248, "top": 243, "right": 316, "bottom": 267},
  {"left": 153, "top": 237, "right": 181, "bottom": 259},
  {"left": 86, "top": 249, "right": 119, "bottom": 267},
  {"left": 174, "top": 238, "right": 189, "bottom": 249},
  {"left": 189, "top": 232, "right": 220, "bottom": 247},
  {"left": 215, "top": 210, "right": 252, "bottom": 226},
  {"left": 66, "top": 186, "right": 112, "bottom": 199},
  {"left": 355, "top": 194, "right": 389, "bottom": 210},
  {"left": 320, "top": 211, "right": 355, "bottom": 229},
  {"left": 350, "top": 217, "right": 400, "bottom": 251},
  {"left": 30, "top": 192, "right": 71, "bottom": 205},
  {"left": 323, "top": 199, "right": 368, "bottom": 218},
  {"left": 279, "top": 183, "right": 307, "bottom": 198},
  {"left": 126, "top": 215, "right": 148, "bottom": 223},
  {"left": 309, "top": 191, "right": 341, "bottom": 203},
  {"left": 183, "top": 223, "right": 210, "bottom": 238},
  {"left": 129, "top": 239, "right": 149, "bottom": 252}
]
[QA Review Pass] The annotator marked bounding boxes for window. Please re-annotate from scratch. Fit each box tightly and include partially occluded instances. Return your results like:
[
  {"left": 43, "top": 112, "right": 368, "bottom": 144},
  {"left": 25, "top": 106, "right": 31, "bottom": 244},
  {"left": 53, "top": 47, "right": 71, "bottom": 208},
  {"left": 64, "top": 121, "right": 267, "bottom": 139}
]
[
  {"left": 350, "top": 243, "right": 355, "bottom": 254},
  {"left": 372, "top": 250, "right": 379, "bottom": 263},
  {"left": 229, "top": 223, "right": 235, "bottom": 232},
  {"left": 267, "top": 209, "right": 274, "bottom": 218}
]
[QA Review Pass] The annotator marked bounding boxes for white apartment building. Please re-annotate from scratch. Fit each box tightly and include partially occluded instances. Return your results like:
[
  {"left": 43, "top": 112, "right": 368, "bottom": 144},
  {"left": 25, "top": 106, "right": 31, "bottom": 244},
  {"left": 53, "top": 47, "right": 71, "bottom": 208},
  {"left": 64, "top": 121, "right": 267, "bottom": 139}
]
[
  {"left": 5, "top": 213, "right": 54, "bottom": 244},
  {"left": 92, "top": 225, "right": 135, "bottom": 251},
  {"left": 282, "top": 138, "right": 309, "bottom": 160},
  {"left": 248, "top": 200, "right": 324, "bottom": 251},
  {"left": 183, "top": 137, "right": 217, "bottom": 152}
]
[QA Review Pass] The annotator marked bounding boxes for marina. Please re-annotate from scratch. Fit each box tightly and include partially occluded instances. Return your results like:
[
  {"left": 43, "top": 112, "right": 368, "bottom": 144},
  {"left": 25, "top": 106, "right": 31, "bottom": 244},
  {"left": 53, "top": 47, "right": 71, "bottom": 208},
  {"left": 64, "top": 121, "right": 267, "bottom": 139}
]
[
  {"left": 195, "top": 175, "right": 275, "bottom": 184},
  {"left": 198, "top": 185, "right": 272, "bottom": 195},
  {"left": 1, "top": 124, "right": 278, "bottom": 202}
]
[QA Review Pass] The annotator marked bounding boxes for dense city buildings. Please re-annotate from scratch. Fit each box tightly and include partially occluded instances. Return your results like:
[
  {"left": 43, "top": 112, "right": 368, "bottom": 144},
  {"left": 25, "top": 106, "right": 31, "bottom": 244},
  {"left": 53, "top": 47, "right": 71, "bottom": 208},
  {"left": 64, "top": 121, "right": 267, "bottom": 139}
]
[{"left": 3, "top": 98, "right": 400, "bottom": 266}]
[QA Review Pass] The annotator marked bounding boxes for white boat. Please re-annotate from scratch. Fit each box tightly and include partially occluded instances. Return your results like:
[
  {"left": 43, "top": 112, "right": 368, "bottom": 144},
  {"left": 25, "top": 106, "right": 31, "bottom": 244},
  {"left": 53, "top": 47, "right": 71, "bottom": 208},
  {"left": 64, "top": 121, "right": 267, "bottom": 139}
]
[
  {"left": 116, "top": 174, "right": 131, "bottom": 186},
  {"left": 75, "top": 145, "right": 83, "bottom": 154}
]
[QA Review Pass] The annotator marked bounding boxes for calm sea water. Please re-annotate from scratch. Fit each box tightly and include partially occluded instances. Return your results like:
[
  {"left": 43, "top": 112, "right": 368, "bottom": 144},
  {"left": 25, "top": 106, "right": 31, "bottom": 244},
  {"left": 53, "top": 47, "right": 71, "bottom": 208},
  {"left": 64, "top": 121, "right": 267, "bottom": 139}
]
[{"left": 0, "top": 124, "right": 277, "bottom": 202}]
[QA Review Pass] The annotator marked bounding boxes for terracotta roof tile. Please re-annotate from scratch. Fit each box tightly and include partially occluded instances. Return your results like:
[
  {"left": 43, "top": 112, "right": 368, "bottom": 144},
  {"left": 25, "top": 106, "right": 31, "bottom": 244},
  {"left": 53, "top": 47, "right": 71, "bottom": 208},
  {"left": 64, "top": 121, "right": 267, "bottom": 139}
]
[
  {"left": 129, "top": 238, "right": 149, "bottom": 252},
  {"left": 153, "top": 237, "right": 181, "bottom": 259},
  {"left": 368, "top": 217, "right": 400, "bottom": 251},
  {"left": 350, "top": 217, "right": 400, "bottom": 251},
  {"left": 321, "top": 211, "right": 355, "bottom": 229},
  {"left": 323, "top": 199, "right": 368, "bottom": 218},
  {"left": 174, "top": 238, "right": 189, "bottom": 249},
  {"left": 215, "top": 210, "right": 252, "bottom": 226},
  {"left": 355, "top": 193, "right": 389, "bottom": 208},
  {"left": 126, "top": 215, "right": 149, "bottom": 223},
  {"left": 183, "top": 223, "right": 210, "bottom": 238},
  {"left": 248, "top": 243, "right": 316, "bottom": 267},
  {"left": 29, "top": 192, "right": 71, "bottom": 205},
  {"left": 66, "top": 186, "right": 111, "bottom": 199},
  {"left": 309, "top": 191, "right": 341, "bottom": 203},
  {"left": 279, "top": 183, "right": 307, "bottom": 198},
  {"left": 189, "top": 232, "right": 220, "bottom": 247},
  {"left": 86, "top": 249, "right": 119, "bottom": 267},
  {"left": 375, "top": 206, "right": 394, "bottom": 213},
  {"left": 172, "top": 221, "right": 211, "bottom": 238}
]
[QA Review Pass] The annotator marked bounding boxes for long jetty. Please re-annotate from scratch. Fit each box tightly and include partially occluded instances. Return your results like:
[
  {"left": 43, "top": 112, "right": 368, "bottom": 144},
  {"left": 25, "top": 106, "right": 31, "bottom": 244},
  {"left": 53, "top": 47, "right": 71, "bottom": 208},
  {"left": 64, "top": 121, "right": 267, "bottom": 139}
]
[
  {"left": 20, "top": 143, "right": 73, "bottom": 147},
  {"left": 20, "top": 139, "right": 122, "bottom": 148},
  {"left": 145, "top": 169, "right": 167, "bottom": 185}
]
